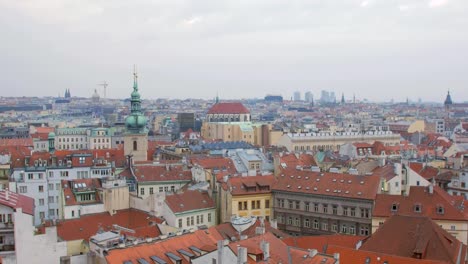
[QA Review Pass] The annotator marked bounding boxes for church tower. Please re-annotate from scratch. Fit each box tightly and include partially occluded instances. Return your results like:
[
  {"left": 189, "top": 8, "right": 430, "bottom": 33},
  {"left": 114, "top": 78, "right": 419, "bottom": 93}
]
[{"left": 124, "top": 67, "right": 148, "bottom": 162}]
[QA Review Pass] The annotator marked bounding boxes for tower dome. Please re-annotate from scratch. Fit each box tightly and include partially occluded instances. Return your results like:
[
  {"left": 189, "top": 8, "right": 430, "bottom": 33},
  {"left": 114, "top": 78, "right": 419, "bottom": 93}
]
[
  {"left": 444, "top": 91, "right": 453, "bottom": 106},
  {"left": 125, "top": 68, "right": 147, "bottom": 133}
]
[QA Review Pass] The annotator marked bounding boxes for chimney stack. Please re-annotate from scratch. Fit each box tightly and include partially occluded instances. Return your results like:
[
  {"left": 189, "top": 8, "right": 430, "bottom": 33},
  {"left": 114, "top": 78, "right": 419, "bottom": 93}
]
[
  {"left": 428, "top": 184, "right": 434, "bottom": 194},
  {"left": 237, "top": 246, "right": 247, "bottom": 264},
  {"left": 309, "top": 249, "right": 318, "bottom": 257},
  {"left": 217, "top": 240, "right": 223, "bottom": 264},
  {"left": 5, "top": 189, "right": 9, "bottom": 201},
  {"left": 261, "top": 241, "right": 270, "bottom": 260}
]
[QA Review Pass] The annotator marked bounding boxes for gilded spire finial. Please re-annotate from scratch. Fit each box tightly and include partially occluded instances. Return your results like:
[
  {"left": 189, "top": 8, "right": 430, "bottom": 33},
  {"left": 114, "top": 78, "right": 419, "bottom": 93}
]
[{"left": 133, "top": 64, "right": 138, "bottom": 91}]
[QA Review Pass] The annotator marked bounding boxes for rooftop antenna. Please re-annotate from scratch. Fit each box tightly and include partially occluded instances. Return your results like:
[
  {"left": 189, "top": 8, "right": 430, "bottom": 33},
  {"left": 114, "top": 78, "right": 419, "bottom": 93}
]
[{"left": 98, "top": 81, "right": 109, "bottom": 99}]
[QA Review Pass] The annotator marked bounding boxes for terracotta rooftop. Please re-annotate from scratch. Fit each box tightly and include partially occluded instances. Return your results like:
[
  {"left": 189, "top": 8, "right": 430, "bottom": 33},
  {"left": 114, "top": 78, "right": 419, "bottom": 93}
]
[
  {"left": 273, "top": 170, "right": 381, "bottom": 200},
  {"left": 191, "top": 157, "right": 237, "bottom": 173},
  {"left": 221, "top": 175, "right": 276, "bottom": 196},
  {"left": 0, "top": 190, "right": 34, "bottom": 215},
  {"left": 55, "top": 209, "right": 163, "bottom": 242},
  {"left": 165, "top": 190, "right": 215, "bottom": 214},
  {"left": 361, "top": 215, "right": 466, "bottom": 264},
  {"left": 105, "top": 227, "right": 223, "bottom": 264},
  {"left": 373, "top": 186, "right": 467, "bottom": 221},
  {"left": 282, "top": 234, "right": 365, "bottom": 251},
  {"left": 207, "top": 102, "right": 250, "bottom": 114},
  {"left": 125, "top": 164, "right": 192, "bottom": 183}
]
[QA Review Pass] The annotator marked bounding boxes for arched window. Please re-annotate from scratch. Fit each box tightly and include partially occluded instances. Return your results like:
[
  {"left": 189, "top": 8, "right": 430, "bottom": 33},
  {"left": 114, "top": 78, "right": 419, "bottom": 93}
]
[{"left": 133, "top": 140, "right": 138, "bottom": 151}]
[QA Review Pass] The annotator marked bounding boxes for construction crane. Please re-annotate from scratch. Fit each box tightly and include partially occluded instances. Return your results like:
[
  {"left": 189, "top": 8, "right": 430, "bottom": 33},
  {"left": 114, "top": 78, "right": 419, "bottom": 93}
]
[{"left": 97, "top": 81, "right": 108, "bottom": 99}]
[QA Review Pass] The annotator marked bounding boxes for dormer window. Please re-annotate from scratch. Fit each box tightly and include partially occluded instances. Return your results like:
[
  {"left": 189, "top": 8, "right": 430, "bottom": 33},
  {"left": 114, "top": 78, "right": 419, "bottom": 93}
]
[
  {"left": 391, "top": 203, "right": 398, "bottom": 212},
  {"left": 414, "top": 203, "right": 422, "bottom": 213},
  {"left": 437, "top": 205, "right": 445, "bottom": 215}
]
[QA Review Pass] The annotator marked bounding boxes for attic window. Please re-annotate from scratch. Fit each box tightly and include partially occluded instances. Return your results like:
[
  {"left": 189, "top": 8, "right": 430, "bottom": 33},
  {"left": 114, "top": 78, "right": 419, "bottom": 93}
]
[
  {"left": 437, "top": 206, "right": 445, "bottom": 215},
  {"left": 414, "top": 204, "right": 422, "bottom": 213},
  {"left": 391, "top": 203, "right": 398, "bottom": 212}
]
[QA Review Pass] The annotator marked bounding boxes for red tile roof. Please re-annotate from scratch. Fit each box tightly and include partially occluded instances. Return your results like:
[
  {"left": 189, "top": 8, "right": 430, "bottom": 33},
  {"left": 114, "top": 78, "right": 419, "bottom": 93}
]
[
  {"left": 0, "top": 138, "right": 33, "bottom": 147},
  {"left": 221, "top": 175, "right": 276, "bottom": 196},
  {"left": 0, "top": 190, "right": 34, "bottom": 215},
  {"left": 373, "top": 186, "right": 467, "bottom": 221},
  {"left": 105, "top": 227, "right": 223, "bottom": 264},
  {"left": 55, "top": 209, "right": 163, "bottom": 241},
  {"left": 34, "top": 127, "right": 55, "bottom": 134},
  {"left": 282, "top": 234, "right": 365, "bottom": 250},
  {"left": 191, "top": 157, "right": 237, "bottom": 173},
  {"left": 207, "top": 102, "right": 250, "bottom": 114},
  {"left": 129, "top": 164, "right": 192, "bottom": 183},
  {"left": 372, "top": 164, "right": 398, "bottom": 181},
  {"left": 419, "top": 166, "right": 439, "bottom": 180},
  {"left": 276, "top": 153, "right": 318, "bottom": 169},
  {"left": 327, "top": 245, "right": 446, "bottom": 264},
  {"left": 165, "top": 190, "right": 215, "bottom": 214},
  {"left": 361, "top": 215, "right": 466, "bottom": 264},
  {"left": 273, "top": 170, "right": 381, "bottom": 200}
]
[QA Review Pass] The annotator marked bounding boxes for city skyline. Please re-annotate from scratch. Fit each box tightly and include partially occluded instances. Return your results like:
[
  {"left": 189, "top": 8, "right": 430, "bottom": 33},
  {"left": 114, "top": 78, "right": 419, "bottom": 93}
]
[{"left": 1, "top": 0, "right": 467, "bottom": 101}]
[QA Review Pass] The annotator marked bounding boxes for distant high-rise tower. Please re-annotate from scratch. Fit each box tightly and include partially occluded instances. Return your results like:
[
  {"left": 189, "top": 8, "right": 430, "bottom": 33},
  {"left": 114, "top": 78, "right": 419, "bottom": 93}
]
[
  {"left": 341, "top": 93, "right": 345, "bottom": 104},
  {"left": 64, "top": 89, "right": 71, "bottom": 98},
  {"left": 293, "top": 91, "right": 301, "bottom": 101},
  {"left": 305, "top": 91, "right": 313, "bottom": 103}
]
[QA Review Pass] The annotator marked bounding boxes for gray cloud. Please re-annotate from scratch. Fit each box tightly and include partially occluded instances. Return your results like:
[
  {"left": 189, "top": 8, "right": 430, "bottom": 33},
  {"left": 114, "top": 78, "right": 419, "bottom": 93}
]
[{"left": 0, "top": 0, "right": 467, "bottom": 102}]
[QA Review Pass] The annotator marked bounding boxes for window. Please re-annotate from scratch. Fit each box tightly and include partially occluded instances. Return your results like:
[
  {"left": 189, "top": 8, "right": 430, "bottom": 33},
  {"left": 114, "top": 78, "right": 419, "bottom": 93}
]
[
  {"left": 278, "top": 199, "right": 285, "bottom": 208},
  {"left": 164, "top": 186, "right": 169, "bottom": 192},
  {"left": 257, "top": 200, "right": 260, "bottom": 209},
  {"left": 251, "top": 201, "right": 256, "bottom": 210},
  {"left": 321, "top": 222, "right": 328, "bottom": 231},
  {"left": 289, "top": 200, "right": 293, "bottom": 209},
  {"left": 28, "top": 173, "right": 33, "bottom": 180},
  {"left": 49, "top": 171, "right": 54, "bottom": 178},
  {"left": 349, "top": 226, "right": 355, "bottom": 235},
  {"left": 38, "top": 185, "right": 44, "bottom": 192},
  {"left": 208, "top": 213, "right": 212, "bottom": 222},
  {"left": 49, "top": 209, "right": 55, "bottom": 216},
  {"left": 190, "top": 216, "right": 194, "bottom": 226},
  {"left": 196, "top": 215, "right": 200, "bottom": 224},
  {"left": 288, "top": 217, "right": 293, "bottom": 225},
  {"left": 294, "top": 217, "right": 300, "bottom": 226},
  {"left": 360, "top": 208, "right": 370, "bottom": 218},
  {"left": 451, "top": 225, "right": 456, "bottom": 231},
  {"left": 60, "top": 171, "right": 69, "bottom": 177},
  {"left": 395, "top": 181, "right": 399, "bottom": 187},
  {"left": 314, "top": 203, "right": 319, "bottom": 212},
  {"left": 437, "top": 206, "right": 445, "bottom": 215},
  {"left": 79, "top": 157, "right": 85, "bottom": 164},
  {"left": 341, "top": 224, "right": 347, "bottom": 234},
  {"left": 313, "top": 220, "right": 319, "bottom": 229},
  {"left": 323, "top": 204, "right": 328, "bottom": 214},
  {"left": 414, "top": 204, "right": 421, "bottom": 213},
  {"left": 238, "top": 201, "right": 243, "bottom": 210},
  {"left": 360, "top": 226, "right": 370, "bottom": 236},
  {"left": 39, "top": 199, "right": 45, "bottom": 206},
  {"left": 391, "top": 203, "right": 398, "bottom": 212},
  {"left": 19, "top": 186, "right": 27, "bottom": 193},
  {"left": 304, "top": 218, "right": 310, "bottom": 228},
  {"left": 171, "top": 186, "right": 175, "bottom": 192},
  {"left": 140, "top": 188, "right": 145, "bottom": 196},
  {"left": 133, "top": 141, "right": 138, "bottom": 151},
  {"left": 48, "top": 183, "right": 54, "bottom": 190},
  {"left": 56, "top": 183, "right": 60, "bottom": 190},
  {"left": 332, "top": 205, "right": 338, "bottom": 215},
  {"left": 295, "top": 201, "right": 300, "bottom": 210},
  {"left": 159, "top": 187, "right": 164, "bottom": 193},
  {"left": 331, "top": 223, "right": 338, "bottom": 232},
  {"left": 343, "top": 207, "right": 348, "bottom": 216},
  {"left": 265, "top": 200, "right": 270, "bottom": 208},
  {"left": 48, "top": 196, "right": 54, "bottom": 203},
  {"left": 416, "top": 181, "right": 420, "bottom": 186},
  {"left": 178, "top": 219, "right": 182, "bottom": 228},
  {"left": 186, "top": 217, "right": 190, "bottom": 226},
  {"left": 39, "top": 212, "right": 45, "bottom": 219},
  {"left": 305, "top": 202, "right": 310, "bottom": 211},
  {"left": 201, "top": 214, "right": 204, "bottom": 223},
  {"left": 149, "top": 187, "right": 154, "bottom": 195}
]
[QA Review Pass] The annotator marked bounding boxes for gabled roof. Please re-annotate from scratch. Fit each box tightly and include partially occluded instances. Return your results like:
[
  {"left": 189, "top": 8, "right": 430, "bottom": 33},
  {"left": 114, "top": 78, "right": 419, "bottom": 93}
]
[
  {"left": 221, "top": 175, "right": 276, "bottom": 195},
  {"left": 0, "top": 190, "right": 34, "bottom": 215},
  {"left": 361, "top": 215, "right": 466, "bottom": 264},
  {"left": 105, "top": 227, "right": 223, "bottom": 264},
  {"left": 165, "top": 190, "right": 215, "bottom": 214},
  {"left": 273, "top": 170, "right": 381, "bottom": 201},
  {"left": 373, "top": 186, "right": 467, "bottom": 221},
  {"left": 191, "top": 157, "right": 236, "bottom": 173},
  {"left": 127, "top": 164, "right": 192, "bottom": 183},
  {"left": 207, "top": 102, "right": 250, "bottom": 114},
  {"left": 282, "top": 234, "right": 364, "bottom": 251}
]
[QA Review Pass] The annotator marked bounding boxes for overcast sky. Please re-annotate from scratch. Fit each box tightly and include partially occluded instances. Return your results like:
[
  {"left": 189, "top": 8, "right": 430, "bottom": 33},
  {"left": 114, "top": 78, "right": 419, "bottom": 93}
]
[{"left": 1, "top": 0, "right": 467, "bottom": 102}]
